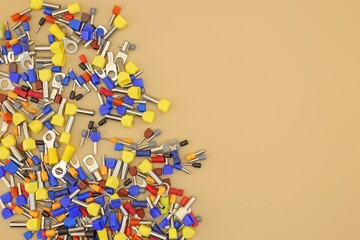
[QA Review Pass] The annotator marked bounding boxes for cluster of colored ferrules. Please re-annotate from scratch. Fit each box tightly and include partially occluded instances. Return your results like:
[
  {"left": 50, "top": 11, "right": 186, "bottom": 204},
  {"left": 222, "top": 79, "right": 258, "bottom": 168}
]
[
  {"left": 0, "top": 128, "right": 205, "bottom": 240},
  {"left": 0, "top": 1, "right": 171, "bottom": 127},
  {"left": 0, "top": 1, "right": 207, "bottom": 240}
]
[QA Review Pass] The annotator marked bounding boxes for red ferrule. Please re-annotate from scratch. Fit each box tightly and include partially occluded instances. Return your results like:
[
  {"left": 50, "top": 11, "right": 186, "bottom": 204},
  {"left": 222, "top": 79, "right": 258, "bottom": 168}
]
[
  {"left": 151, "top": 156, "right": 165, "bottom": 163},
  {"left": 28, "top": 90, "right": 43, "bottom": 99},
  {"left": 145, "top": 185, "right": 158, "bottom": 196},
  {"left": 129, "top": 219, "right": 140, "bottom": 226},
  {"left": 112, "top": 5, "right": 122, "bottom": 15},
  {"left": 125, "top": 226, "right": 132, "bottom": 236},
  {"left": 99, "top": 87, "right": 113, "bottom": 97},
  {"left": 13, "top": 87, "right": 28, "bottom": 98},
  {"left": 123, "top": 202, "right": 137, "bottom": 216},
  {"left": 10, "top": 186, "right": 19, "bottom": 197},
  {"left": 82, "top": 72, "right": 91, "bottom": 82},
  {"left": 79, "top": 206, "right": 88, "bottom": 217},
  {"left": 79, "top": 54, "right": 87, "bottom": 63},
  {"left": 180, "top": 196, "right": 189, "bottom": 206},
  {"left": 21, "top": 184, "right": 29, "bottom": 198},
  {"left": 131, "top": 234, "right": 142, "bottom": 240},
  {"left": 3, "top": 112, "right": 12, "bottom": 124},
  {"left": 64, "top": 13, "right": 74, "bottom": 20},
  {"left": 45, "top": 16, "right": 55, "bottom": 23},
  {"left": 20, "top": 13, "right": 31, "bottom": 22},
  {"left": 169, "top": 188, "right": 184, "bottom": 196},
  {"left": 112, "top": 98, "right": 123, "bottom": 106},
  {"left": 11, "top": 13, "right": 21, "bottom": 22}
]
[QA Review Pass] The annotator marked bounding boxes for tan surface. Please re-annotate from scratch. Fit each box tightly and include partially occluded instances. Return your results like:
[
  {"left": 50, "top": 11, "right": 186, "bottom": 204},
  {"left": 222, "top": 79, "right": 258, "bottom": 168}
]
[{"left": 0, "top": 0, "right": 359, "bottom": 239}]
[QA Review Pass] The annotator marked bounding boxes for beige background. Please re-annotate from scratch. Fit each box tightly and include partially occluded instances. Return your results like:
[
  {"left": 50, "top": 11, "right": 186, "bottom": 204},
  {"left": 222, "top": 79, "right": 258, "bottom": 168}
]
[{"left": 0, "top": 0, "right": 359, "bottom": 239}]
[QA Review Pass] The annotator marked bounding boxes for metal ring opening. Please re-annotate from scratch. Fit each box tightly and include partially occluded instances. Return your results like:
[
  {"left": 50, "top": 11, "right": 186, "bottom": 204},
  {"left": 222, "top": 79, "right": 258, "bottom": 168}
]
[
  {"left": 63, "top": 38, "right": 79, "bottom": 54},
  {"left": 0, "top": 78, "right": 14, "bottom": 91},
  {"left": 52, "top": 160, "right": 67, "bottom": 179}
]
